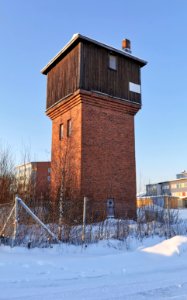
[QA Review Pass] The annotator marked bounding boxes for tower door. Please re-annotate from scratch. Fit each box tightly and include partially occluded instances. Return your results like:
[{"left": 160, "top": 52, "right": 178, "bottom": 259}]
[{"left": 107, "top": 199, "right": 115, "bottom": 218}]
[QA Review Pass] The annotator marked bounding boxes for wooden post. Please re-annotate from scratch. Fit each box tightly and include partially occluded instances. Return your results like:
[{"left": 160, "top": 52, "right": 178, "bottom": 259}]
[{"left": 82, "top": 197, "right": 88, "bottom": 243}]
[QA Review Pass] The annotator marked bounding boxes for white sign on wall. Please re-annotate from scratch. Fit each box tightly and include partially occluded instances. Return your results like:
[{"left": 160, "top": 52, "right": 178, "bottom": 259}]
[{"left": 129, "top": 82, "right": 141, "bottom": 94}]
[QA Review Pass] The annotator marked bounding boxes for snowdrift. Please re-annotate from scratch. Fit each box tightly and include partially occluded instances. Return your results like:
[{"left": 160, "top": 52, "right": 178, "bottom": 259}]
[{"left": 143, "top": 235, "right": 187, "bottom": 256}]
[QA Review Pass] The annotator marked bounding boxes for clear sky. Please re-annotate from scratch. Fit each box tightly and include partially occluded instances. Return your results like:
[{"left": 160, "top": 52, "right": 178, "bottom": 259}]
[{"left": 0, "top": 0, "right": 187, "bottom": 192}]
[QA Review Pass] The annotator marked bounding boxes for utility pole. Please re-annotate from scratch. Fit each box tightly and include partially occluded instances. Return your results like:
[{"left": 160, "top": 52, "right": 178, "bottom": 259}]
[{"left": 82, "top": 197, "right": 88, "bottom": 243}]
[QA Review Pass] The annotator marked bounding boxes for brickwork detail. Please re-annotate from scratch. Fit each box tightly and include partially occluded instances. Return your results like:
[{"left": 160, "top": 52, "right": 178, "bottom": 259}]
[{"left": 47, "top": 90, "right": 140, "bottom": 217}]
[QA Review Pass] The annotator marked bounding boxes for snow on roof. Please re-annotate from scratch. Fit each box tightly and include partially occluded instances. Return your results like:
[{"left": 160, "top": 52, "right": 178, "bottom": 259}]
[{"left": 41, "top": 33, "right": 147, "bottom": 75}]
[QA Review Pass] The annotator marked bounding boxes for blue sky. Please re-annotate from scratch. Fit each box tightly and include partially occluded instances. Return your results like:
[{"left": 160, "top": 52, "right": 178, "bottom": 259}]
[{"left": 0, "top": 0, "right": 187, "bottom": 191}]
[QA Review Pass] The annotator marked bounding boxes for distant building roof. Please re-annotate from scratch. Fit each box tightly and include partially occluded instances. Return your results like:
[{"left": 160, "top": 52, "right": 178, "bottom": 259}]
[
  {"left": 15, "top": 161, "right": 51, "bottom": 168},
  {"left": 146, "top": 175, "right": 187, "bottom": 186}
]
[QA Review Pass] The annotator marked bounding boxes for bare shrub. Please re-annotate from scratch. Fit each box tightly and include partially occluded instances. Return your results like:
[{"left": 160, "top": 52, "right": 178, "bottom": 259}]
[
  {"left": 0, "top": 144, "right": 15, "bottom": 204},
  {"left": 136, "top": 205, "right": 181, "bottom": 239}
]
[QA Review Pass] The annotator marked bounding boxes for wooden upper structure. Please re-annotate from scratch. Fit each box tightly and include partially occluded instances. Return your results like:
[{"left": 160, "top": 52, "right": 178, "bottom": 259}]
[{"left": 41, "top": 34, "right": 147, "bottom": 110}]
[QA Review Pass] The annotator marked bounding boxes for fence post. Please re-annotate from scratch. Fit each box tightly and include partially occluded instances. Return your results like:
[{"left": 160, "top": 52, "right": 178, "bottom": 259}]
[
  {"left": 17, "top": 197, "right": 60, "bottom": 243},
  {"left": 167, "top": 196, "right": 170, "bottom": 238},
  {"left": 12, "top": 196, "right": 19, "bottom": 246},
  {"left": 82, "top": 197, "right": 88, "bottom": 243}
]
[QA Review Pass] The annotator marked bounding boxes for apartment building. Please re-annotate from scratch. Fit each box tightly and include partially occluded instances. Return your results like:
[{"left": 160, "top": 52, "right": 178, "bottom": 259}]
[
  {"left": 15, "top": 162, "right": 51, "bottom": 201},
  {"left": 145, "top": 171, "right": 187, "bottom": 208},
  {"left": 146, "top": 171, "right": 187, "bottom": 198}
]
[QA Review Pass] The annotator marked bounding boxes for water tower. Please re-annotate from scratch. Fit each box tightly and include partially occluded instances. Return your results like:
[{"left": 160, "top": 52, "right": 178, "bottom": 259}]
[{"left": 41, "top": 34, "right": 147, "bottom": 218}]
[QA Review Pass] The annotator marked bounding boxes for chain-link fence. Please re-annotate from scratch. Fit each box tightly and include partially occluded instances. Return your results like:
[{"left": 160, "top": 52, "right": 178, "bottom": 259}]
[{"left": 0, "top": 197, "right": 186, "bottom": 248}]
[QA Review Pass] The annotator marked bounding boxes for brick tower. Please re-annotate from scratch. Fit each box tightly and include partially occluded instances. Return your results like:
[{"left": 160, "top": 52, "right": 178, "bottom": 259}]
[{"left": 41, "top": 34, "right": 146, "bottom": 218}]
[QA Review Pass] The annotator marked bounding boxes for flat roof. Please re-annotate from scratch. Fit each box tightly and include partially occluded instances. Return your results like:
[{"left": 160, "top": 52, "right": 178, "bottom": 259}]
[
  {"left": 41, "top": 33, "right": 147, "bottom": 75},
  {"left": 15, "top": 161, "right": 51, "bottom": 168},
  {"left": 147, "top": 177, "right": 187, "bottom": 186}
]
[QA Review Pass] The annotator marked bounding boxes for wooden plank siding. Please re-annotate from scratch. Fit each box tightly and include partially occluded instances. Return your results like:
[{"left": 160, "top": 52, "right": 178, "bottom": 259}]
[
  {"left": 81, "top": 41, "right": 141, "bottom": 104},
  {"left": 46, "top": 43, "right": 81, "bottom": 109},
  {"left": 46, "top": 40, "right": 142, "bottom": 110}
]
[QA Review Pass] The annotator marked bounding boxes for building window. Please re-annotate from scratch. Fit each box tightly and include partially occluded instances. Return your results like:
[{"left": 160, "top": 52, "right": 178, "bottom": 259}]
[
  {"left": 162, "top": 185, "right": 169, "bottom": 190},
  {"left": 67, "top": 119, "right": 72, "bottom": 137},
  {"left": 59, "top": 124, "right": 64, "bottom": 140},
  {"left": 109, "top": 54, "right": 117, "bottom": 70},
  {"left": 171, "top": 184, "right": 176, "bottom": 189}
]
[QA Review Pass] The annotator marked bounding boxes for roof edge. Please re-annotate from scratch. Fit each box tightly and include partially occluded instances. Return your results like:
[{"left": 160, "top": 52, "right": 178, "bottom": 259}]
[{"left": 41, "top": 34, "right": 147, "bottom": 75}]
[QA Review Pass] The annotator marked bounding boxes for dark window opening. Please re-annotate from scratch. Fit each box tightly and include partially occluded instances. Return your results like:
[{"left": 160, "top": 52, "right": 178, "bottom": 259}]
[
  {"left": 67, "top": 119, "right": 72, "bottom": 137},
  {"left": 109, "top": 55, "right": 117, "bottom": 70},
  {"left": 59, "top": 124, "right": 64, "bottom": 140}
]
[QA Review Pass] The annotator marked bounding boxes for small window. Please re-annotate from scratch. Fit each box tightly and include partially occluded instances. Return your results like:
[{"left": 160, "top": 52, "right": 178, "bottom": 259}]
[
  {"left": 59, "top": 124, "right": 64, "bottom": 140},
  {"left": 67, "top": 119, "right": 72, "bottom": 137},
  {"left": 109, "top": 55, "right": 117, "bottom": 70}
]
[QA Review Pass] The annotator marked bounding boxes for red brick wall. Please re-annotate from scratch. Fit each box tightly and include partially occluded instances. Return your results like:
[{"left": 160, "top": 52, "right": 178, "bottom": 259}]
[
  {"left": 50, "top": 99, "right": 82, "bottom": 201},
  {"left": 81, "top": 94, "right": 137, "bottom": 217},
  {"left": 35, "top": 162, "right": 51, "bottom": 200},
  {"left": 47, "top": 90, "right": 140, "bottom": 217}
]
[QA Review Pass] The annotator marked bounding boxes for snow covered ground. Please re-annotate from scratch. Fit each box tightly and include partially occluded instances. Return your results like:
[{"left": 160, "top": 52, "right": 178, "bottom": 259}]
[
  {"left": 1, "top": 207, "right": 187, "bottom": 299},
  {"left": 179, "top": 208, "right": 187, "bottom": 220},
  {"left": 1, "top": 235, "right": 187, "bottom": 300}
]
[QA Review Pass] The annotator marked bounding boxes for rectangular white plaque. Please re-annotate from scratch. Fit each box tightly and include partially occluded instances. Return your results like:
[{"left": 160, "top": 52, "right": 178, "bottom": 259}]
[{"left": 129, "top": 82, "right": 141, "bottom": 94}]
